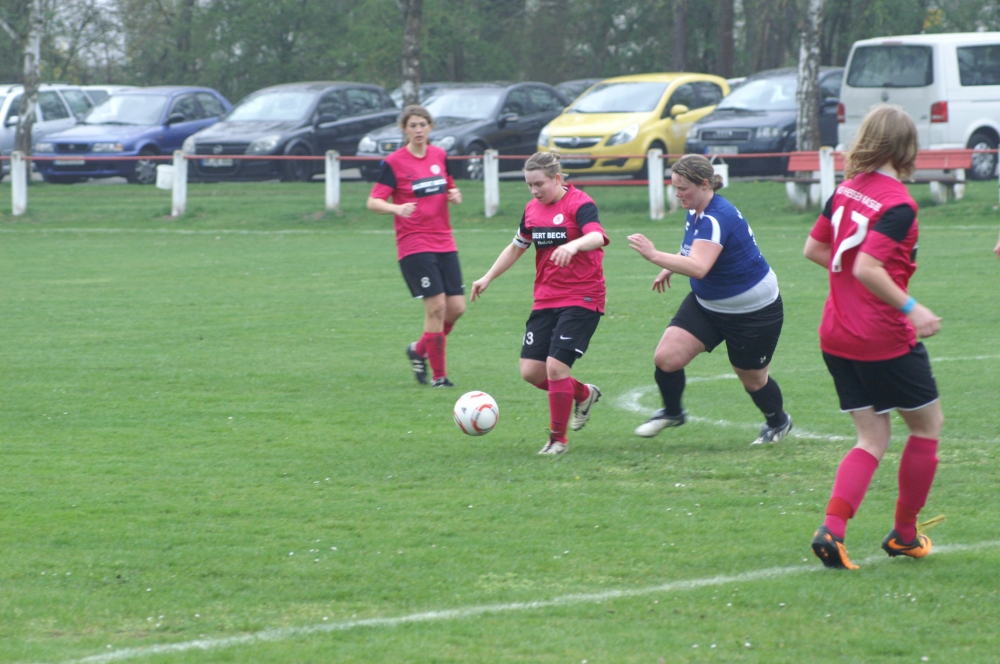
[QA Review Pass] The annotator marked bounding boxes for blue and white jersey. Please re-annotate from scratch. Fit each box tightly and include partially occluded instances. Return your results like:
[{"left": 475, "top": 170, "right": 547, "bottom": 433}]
[{"left": 681, "top": 194, "right": 771, "bottom": 301}]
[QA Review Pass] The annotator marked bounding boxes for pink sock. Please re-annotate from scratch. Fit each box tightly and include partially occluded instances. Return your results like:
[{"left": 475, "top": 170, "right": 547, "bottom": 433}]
[
  {"left": 823, "top": 447, "right": 880, "bottom": 539},
  {"left": 532, "top": 379, "right": 549, "bottom": 391},
  {"left": 547, "top": 377, "right": 574, "bottom": 443},
  {"left": 572, "top": 379, "right": 590, "bottom": 403},
  {"left": 424, "top": 332, "right": 446, "bottom": 380},
  {"left": 895, "top": 436, "right": 939, "bottom": 542},
  {"left": 415, "top": 336, "right": 427, "bottom": 357},
  {"left": 444, "top": 321, "right": 454, "bottom": 336}
]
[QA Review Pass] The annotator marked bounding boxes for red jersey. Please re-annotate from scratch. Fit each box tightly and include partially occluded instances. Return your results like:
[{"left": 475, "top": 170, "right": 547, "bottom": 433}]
[
  {"left": 369, "top": 145, "right": 457, "bottom": 260},
  {"left": 513, "top": 186, "right": 609, "bottom": 312},
  {"left": 810, "top": 171, "right": 919, "bottom": 361}
]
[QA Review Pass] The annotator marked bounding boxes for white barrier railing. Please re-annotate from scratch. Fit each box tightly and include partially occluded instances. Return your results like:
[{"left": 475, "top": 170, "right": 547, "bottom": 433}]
[
  {"left": 171, "top": 151, "right": 187, "bottom": 217},
  {"left": 647, "top": 149, "right": 665, "bottom": 220},
  {"left": 483, "top": 149, "right": 500, "bottom": 218},
  {"left": 11, "top": 150, "right": 27, "bottom": 216},
  {"left": 325, "top": 151, "right": 340, "bottom": 211}
]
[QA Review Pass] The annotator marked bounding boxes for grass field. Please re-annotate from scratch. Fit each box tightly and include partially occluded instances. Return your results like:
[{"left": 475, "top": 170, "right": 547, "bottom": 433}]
[{"left": 1, "top": 177, "right": 999, "bottom": 663}]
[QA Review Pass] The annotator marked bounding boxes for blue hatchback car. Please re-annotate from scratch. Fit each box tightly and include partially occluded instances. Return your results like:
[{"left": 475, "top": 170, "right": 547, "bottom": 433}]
[{"left": 34, "top": 86, "right": 231, "bottom": 184}]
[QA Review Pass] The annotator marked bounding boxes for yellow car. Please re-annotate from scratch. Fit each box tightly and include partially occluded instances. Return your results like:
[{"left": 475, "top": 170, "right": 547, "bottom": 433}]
[{"left": 537, "top": 73, "right": 730, "bottom": 176}]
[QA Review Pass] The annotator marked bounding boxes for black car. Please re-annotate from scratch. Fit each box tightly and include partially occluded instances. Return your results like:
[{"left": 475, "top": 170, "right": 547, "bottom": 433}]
[
  {"left": 685, "top": 67, "right": 844, "bottom": 176},
  {"left": 357, "top": 82, "right": 569, "bottom": 180},
  {"left": 185, "top": 81, "right": 398, "bottom": 181}
]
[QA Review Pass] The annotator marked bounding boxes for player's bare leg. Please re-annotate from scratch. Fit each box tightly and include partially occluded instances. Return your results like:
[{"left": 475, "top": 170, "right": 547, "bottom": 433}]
[{"left": 636, "top": 326, "right": 702, "bottom": 437}]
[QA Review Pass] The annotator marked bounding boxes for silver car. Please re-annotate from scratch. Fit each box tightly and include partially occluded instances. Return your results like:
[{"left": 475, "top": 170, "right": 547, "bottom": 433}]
[{"left": 1, "top": 83, "right": 94, "bottom": 174}]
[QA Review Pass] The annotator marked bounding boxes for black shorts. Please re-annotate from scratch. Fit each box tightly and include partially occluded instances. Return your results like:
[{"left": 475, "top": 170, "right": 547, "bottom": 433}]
[
  {"left": 398, "top": 251, "right": 464, "bottom": 299},
  {"left": 520, "top": 306, "right": 602, "bottom": 367},
  {"left": 669, "top": 291, "right": 784, "bottom": 370},
  {"left": 823, "top": 343, "right": 939, "bottom": 414}
]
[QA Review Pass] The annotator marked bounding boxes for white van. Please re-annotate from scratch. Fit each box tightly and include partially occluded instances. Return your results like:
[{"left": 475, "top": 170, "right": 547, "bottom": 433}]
[{"left": 839, "top": 32, "right": 1000, "bottom": 180}]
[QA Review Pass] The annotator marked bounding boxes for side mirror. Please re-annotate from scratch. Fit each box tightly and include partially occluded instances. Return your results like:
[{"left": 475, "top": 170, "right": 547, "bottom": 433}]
[
  {"left": 499, "top": 112, "right": 519, "bottom": 127},
  {"left": 669, "top": 104, "right": 689, "bottom": 118},
  {"left": 5, "top": 115, "right": 18, "bottom": 127},
  {"left": 166, "top": 112, "right": 187, "bottom": 125}
]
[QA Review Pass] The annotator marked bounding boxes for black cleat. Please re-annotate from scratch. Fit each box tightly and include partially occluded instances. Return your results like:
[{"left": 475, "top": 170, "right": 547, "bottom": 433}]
[
  {"left": 752, "top": 413, "right": 793, "bottom": 445},
  {"left": 881, "top": 529, "right": 932, "bottom": 559},
  {"left": 431, "top": 376, "right": 455, "bottom": 388},
  {"left": 406, "top": 342, "right": 428, "bottom": 385},
  {"left": 811, "top": 525, "right": 859, "bottom": 570}
]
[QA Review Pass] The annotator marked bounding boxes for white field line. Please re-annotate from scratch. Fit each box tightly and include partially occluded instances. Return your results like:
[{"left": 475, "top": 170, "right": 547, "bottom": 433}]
[
  {"left": 932, "top": 355, "right": 1000, "bottom": 363},
  {"left": 65, "top": 540, "right": 1000, "bottom": 664},
  {"left": 615, "top": 384, "right": 852, "bottom": 442}
]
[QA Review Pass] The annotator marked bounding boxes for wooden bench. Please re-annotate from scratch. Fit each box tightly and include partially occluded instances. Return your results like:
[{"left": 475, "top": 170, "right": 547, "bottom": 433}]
[{"left": 786, "top": 149, "right": 972, "bottom": 207}]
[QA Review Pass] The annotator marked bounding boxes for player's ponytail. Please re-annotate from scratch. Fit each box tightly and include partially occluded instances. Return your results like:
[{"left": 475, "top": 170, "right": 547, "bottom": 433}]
[
  {"left": 524, "top": 150, "right": 563, "bottom": 180},
  {"left": 672, "top": 154, "right": 722, "bottom": 191}
]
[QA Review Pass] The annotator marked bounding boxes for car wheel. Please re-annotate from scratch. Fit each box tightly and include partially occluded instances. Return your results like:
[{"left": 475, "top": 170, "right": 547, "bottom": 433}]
[
  {"left": 128, "top": 147, "right": 160, "bottom": 184},
  {"left": 282, "top": 145, "right": 312, "bottom": 182},
  {"left": 636, "top": 141, "right": 666, "bottom": 180},
  {"left": 967, "top": 131, "right": 998, "bottom": 181},
  {"left": 463, "top": 146, "right": 485, "bottom": 181}
]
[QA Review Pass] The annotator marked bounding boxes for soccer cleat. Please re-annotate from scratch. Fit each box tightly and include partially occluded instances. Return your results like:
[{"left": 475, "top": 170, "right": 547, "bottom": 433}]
[
  {"left": 634, "top": 409, "right": 687, "bottom": 437},
  {"left": 430, "top": 377, "right": 455, "bottom": 388},
  {"left": 571, "top": 384, "right": 601, "bottom": 431},
  {"left": 811, "top": 525, "right": 859, "bottom": 570},
  {"left": 406, "top": 342, "right": 428, "bottom": 385},
  {"left": 881, "top": 529, "right": 932, "bottom": 559},
  {"left": 751, "top": 413, "right": 793, "bottom": 445},
  {"left": 538, "top": 439, "right": 567, "bottom": 455}
]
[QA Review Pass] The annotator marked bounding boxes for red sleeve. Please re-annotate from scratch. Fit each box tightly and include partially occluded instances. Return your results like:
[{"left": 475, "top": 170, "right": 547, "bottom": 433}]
[
  {"left": 810, "top": 214, "right": 832, "bottom": 243},
  {"left": 370, "top": 182, "right": 394, "bottom": 200}
]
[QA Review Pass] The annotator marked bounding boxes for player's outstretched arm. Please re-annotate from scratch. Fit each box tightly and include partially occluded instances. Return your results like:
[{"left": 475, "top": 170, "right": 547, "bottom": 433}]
[
  {"left": 366, "top": 196, "right": 415, "bottom": 218},
  {"left": 804, "top": 236, "right": 831, "bottom": 267},
  {"left": 471, "top": 243, "right": 527, "bottom": 301},
  {"left": 550, "top": 231, "right": 605, "bottom": 267},
  {"left": 627, "top": 233, "right": 722, "bottom": 279},
  {"left": 854, "top": 252, "right": 941, "bottom": 338}
]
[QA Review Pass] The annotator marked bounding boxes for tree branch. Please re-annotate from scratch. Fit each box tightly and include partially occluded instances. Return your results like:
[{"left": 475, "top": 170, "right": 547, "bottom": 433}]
[{"left": 0, "top": 14, "right": 20, "bottom": 42}]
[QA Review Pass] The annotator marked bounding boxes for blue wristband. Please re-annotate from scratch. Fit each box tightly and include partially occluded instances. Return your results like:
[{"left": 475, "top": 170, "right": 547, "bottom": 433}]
[{"left": 900, "top": 296, "right": 916, "bottom": 314}]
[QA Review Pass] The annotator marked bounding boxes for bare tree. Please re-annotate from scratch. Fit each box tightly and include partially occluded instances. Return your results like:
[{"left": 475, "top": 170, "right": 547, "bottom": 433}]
[
  {"left": 0, "top": 0, "right": 44, "bottom": 154},
  {"left": 398, "top": 0, "right": 423, "bottom": 107},
  {"left": 672, "top": 0, "right": 686, "bottom": 71},
  {"left": 795, "top": 0, "right": 824, "bottom": 152},
  {"left": 717, "top": 0, "right": 734, "bottom": 78}
]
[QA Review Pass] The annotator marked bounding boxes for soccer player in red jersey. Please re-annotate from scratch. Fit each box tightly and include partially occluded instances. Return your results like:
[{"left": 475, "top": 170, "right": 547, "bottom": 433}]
[
  {"left": 804, "top": 105, "right": 944, "bottom": 570},
  {"left": 367, "top": 105, "right": 464, "bottom": 388},
  {"left": 470, "top": 152, "right": 609, "bottom": 455}
]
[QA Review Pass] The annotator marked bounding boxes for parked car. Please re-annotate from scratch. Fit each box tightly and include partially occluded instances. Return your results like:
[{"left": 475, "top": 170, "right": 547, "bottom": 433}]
[
  {"left": 554, "top": 78, "right": 604, "bottom": 103},
  {"left": 389, "top": 82, "right": 458, "bottom": 108},
  {"left": 839, "top": 32, "right": 1000, "bottom": 179},
  {"left": 357, "top": 82, "right": 569, "bottom": 180},
  {"left": 685, "top": 67, "right": 843, "bottom": 175},
  {"left": 538, "top": 73, "right": 729, "bottom": 177},
  {"left": 33, "top": 86, "right": 231, "bottom": 184},
  {"left": 185, "top": 81, "right": 397, "bottom": 181},
  {"left": 1, "top": 83, "right": 94, "bottom": 174},
  {"left": 81, "top": 84, "right": 139, "bottom": 106}
]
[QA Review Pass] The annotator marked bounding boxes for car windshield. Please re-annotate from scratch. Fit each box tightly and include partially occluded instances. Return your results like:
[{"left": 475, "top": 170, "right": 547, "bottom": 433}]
[
  {"left": 716, "top": 77, "right": 797, "bottom": 111},
  {"left": 228, "top": 92, "right": 317, "bottom": 121},
  {"left": 571, "top": 82, "right": 668, "bottom": 113},
  {"left": 85, "top": 94, "right": 169, "bottom": 125},
  {"left": 423, "top": 90, "right": 502, "bottom": 120}
]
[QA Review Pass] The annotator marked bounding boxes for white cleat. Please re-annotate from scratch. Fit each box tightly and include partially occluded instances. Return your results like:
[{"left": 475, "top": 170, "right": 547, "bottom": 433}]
[
  {"left": 751, "top": 413, "right": 792, "bottom": 445},
  {"left": 538, "top": 440, "right": 567, "bottom": 455},
  {"left": 634, "top": 409, "right": 687, "bottom": 437},
  {"left": 571, "top": 384, "right": 601, "bottom": 431}
]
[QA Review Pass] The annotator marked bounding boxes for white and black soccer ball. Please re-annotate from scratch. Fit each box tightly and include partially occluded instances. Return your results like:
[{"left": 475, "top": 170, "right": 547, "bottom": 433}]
[{"left": 453, "top": 391, "right": 499, "bottom": 436}]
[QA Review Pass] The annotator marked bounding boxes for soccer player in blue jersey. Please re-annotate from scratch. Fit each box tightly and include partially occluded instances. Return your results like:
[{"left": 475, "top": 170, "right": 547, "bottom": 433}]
[{"left": 628, "top": 154, "right": 792, "bottom": 445}]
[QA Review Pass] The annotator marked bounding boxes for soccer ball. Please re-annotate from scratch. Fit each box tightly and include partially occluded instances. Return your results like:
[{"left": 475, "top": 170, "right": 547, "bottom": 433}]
[{"left": 453, "top": 391, "right": 499, "bottom": 436}]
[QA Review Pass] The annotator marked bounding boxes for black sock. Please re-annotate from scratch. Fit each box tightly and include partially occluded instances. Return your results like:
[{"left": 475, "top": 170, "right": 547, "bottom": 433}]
[
  {"left": 747, "top": 377, "right": 786, "bottom": 427},
  {"left": 654, "top": 367, "right": 685, "bottom": 417}
]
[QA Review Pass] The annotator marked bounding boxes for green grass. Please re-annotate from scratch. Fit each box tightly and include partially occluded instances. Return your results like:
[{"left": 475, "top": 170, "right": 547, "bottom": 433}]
[{"left": 1, "top": 178, "right": 999, "bottom": 663}]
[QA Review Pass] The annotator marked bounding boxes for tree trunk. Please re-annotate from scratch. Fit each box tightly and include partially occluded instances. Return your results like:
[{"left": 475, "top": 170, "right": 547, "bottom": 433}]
[
  {"left": 398, "top": 0, "right": 423, "bottom": 107},
  {"left": 15, "top": 0, "right": 44, "bottom": 155},
  {"left": 717, "top": 0, "right": 734, "bottom": 78},
  {"left": 795, "top": 0, "right": 824, "bottom": 152},
  {"left": 672, "top": 0, "right": 686, "bottom": 72}
]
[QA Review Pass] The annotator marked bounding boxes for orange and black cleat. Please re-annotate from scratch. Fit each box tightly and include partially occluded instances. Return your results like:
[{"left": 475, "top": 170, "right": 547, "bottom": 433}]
[
  {"left": 881, "top": 529, "right": 932, "bottom": 558},
  {"left": 811, "top": 525, "right": 859, "bottom": 570}
]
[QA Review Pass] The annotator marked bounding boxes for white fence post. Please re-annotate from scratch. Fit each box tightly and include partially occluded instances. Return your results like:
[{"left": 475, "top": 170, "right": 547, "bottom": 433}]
[
  {"left": 484, "top": 149, "right": 499, "bottom": 218},
  {"left": 325, "top": 151, "right": 340, "bottom": 211},
  {"left": 819, "top": 146, "right": 835, "bottom": 205},
  {"left": 647, "top": 148, "right": 664, "bottom": 220},
  {"left": 171, "top": 151, "right": 187, "bottom": 217},
  {"left": 11, "top": 151, "right": 27, "bottom": 216}
]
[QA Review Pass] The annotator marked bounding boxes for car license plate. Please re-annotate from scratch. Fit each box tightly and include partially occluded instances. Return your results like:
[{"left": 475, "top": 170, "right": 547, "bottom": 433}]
[
  {"left": 202, "top": 158, "right": 234, "bottom": 167},
  {"left": 54, "top": 159, "right": 85, "bottom": 166},
  {"left": 706, "top": 145, "right": 738, "bottom": 155}
]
